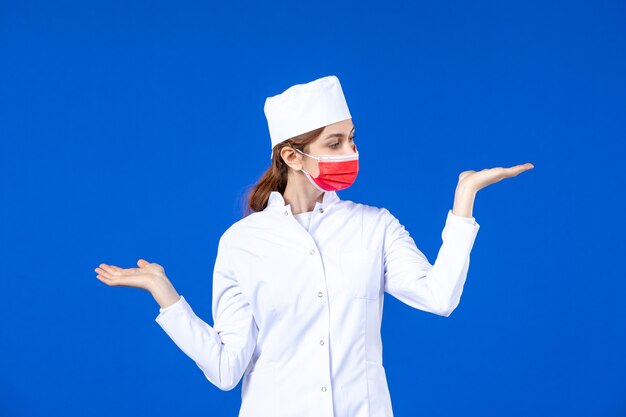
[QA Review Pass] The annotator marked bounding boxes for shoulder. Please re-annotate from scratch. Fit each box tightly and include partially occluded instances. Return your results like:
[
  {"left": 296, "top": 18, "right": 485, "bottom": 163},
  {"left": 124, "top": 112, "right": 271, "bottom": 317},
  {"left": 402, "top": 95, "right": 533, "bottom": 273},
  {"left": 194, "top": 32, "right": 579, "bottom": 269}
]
[
  {"left": 337, "top": 197, "right": 395, "bottom": 224},
  {"left": 217, "top": 210, "right": 270, "bottom": 246},
  {"left": 341, "top": 196, "right": 391, "bottom": 214}
]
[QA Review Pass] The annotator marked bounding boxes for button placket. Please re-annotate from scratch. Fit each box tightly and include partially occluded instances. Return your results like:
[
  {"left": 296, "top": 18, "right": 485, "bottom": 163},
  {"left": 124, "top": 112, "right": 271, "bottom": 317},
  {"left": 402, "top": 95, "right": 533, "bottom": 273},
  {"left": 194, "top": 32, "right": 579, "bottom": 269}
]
[
  {"left": 314, "top": 303, "right": 331, "bottom": 400},
  {"left": 284, "top": 208, "right": 331, "bottom": 401}
]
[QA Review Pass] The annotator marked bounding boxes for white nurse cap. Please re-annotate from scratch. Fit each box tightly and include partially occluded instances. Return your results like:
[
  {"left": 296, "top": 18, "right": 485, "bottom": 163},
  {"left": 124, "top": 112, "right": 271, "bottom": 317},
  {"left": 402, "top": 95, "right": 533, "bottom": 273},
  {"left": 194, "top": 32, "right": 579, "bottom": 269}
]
[{"left": 264, "top": 75, "right": 352, "bottom": 159}]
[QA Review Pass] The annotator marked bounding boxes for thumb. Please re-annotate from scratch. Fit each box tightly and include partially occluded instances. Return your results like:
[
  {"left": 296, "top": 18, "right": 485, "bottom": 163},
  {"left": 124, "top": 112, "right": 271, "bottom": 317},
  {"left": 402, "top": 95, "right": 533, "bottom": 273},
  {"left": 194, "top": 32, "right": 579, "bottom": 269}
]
[{"left": 137, "top": 259, "right": 150, "bottom": 267}]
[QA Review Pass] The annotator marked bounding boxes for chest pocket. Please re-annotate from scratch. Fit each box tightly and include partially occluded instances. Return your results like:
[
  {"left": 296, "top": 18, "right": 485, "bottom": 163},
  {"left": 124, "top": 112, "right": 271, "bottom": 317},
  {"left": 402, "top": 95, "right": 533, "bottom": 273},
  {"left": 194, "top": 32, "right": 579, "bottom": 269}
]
[{"left": 339, "top": 248, "right": 382, "bottom": 300}]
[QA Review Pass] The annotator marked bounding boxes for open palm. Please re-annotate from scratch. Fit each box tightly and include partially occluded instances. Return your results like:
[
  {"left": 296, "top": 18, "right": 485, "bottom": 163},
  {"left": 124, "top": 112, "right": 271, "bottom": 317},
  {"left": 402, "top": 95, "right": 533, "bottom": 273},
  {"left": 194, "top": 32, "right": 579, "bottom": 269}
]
[
  {"left": 95, "top": 259, "right": 165, "bottom": 291},
  {"left": 458, "top": 162, "right": 534, "bottom": 192}
]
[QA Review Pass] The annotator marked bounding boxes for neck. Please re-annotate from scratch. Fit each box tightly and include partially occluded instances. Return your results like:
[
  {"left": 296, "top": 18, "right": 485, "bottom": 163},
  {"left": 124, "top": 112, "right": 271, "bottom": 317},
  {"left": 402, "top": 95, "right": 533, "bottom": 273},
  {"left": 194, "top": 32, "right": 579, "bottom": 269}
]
[{"left": 283, "top": 170, "right": 324, "bottom": 214}]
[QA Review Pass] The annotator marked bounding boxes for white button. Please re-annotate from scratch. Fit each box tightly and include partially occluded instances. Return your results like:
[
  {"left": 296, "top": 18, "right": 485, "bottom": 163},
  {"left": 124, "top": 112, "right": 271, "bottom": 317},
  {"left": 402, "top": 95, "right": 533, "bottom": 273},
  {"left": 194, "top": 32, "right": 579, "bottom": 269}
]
[
  {"left": 321, "top": 386, "right": 327, "bottom": 392},
  {"left": 317, "top": 291, "right": 323, "bottom": 298},
  {"left": 284, "top": 211, "right": 288, "bottom": 216},
  {"left": 319, "top": 340, "right": 325, "bottom": 345},
  {"left": 310, "top": 249, "right": 316, "bottom": 255}
]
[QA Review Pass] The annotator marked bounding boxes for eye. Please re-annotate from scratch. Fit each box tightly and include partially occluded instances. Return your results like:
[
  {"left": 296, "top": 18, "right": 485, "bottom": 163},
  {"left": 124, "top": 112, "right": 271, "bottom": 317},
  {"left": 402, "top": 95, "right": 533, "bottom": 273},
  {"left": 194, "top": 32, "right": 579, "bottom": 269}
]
[{"left": 329, "top": 142, "right": 340, "bottom": 148}]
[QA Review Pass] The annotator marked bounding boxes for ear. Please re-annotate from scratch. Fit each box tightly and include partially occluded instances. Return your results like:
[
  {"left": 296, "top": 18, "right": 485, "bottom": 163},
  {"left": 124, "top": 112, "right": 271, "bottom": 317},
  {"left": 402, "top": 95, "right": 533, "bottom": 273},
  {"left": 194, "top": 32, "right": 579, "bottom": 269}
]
[{"left": 281, "top": 147, "right": 304, "bottom": 170}]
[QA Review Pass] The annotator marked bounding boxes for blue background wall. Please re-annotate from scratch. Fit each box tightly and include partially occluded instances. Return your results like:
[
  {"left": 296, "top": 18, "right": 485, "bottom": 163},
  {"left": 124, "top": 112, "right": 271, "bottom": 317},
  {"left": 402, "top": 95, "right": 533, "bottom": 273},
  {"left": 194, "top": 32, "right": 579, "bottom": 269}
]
[{"left": 1, "top": 0, "right": 624, "bottom": 416}]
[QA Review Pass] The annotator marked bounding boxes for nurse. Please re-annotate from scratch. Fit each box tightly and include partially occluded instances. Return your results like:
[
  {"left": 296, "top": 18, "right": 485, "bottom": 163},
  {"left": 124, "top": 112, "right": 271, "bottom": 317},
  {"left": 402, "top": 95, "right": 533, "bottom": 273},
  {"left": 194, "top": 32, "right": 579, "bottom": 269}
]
[{"left": 95, "top": 75, "right": 533, "bottom": 417}]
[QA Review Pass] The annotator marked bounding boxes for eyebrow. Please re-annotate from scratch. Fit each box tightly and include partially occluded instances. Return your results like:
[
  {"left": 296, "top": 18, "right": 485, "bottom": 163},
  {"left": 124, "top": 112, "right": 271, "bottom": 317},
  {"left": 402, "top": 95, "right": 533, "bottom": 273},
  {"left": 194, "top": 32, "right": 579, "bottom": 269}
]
[{"left": 323, "top": 126, "right": 356, "bottom": 141}]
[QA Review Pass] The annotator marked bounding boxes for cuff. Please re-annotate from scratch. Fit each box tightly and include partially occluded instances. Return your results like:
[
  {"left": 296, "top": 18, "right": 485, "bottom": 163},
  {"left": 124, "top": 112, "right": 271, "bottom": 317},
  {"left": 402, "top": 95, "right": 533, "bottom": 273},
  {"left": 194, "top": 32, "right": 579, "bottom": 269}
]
[
  {"left": 158, "top": 295, "right": 184, "bottom": 314},
  {"left": 441, "top": 209, "right": 481, "bottom": 247},
  {"left": 447, "top": 209, "right": 477, "bottom": 226}
]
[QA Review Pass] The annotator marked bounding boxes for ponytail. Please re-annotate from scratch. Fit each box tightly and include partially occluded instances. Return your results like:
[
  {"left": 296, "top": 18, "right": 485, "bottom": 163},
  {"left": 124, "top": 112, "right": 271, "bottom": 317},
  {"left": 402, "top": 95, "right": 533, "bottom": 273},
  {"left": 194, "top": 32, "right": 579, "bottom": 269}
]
[{"left": 242, "top": 126, "right": 325, "bottom": 217}]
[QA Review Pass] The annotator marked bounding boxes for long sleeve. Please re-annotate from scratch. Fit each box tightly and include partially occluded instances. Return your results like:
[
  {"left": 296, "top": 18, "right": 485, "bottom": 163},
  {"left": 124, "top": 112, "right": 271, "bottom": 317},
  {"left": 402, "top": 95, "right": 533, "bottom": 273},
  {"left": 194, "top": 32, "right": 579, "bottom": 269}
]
[
  {"left": 447, "top": 209, "right": 476, "bottom": 225},
  {"left": 382, "top": 208, "right": 480, "bottom": 317},
  {"left": 155, "top": 234, "right": 258, "bottom": 391}
]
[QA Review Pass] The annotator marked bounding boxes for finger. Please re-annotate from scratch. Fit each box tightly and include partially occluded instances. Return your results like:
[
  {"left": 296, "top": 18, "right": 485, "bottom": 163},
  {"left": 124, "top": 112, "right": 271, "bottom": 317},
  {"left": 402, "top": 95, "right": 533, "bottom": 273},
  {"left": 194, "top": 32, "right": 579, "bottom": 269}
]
[
  {"left": 510, "top": 163, "right": 533, "bottom": 170},
  {"left": 97, "top": 271, "right": 147, "bottom": 290},
  {"left": 98, "top": 264, "right": 122, "bottom": 276},
  {"left": 97, "top": 269, "right": 132, "bottom": 286},
  {"left": 103, "top": 264, "right": 139, "bottom": 275},
  {"left": 96, "top": 274, "right": 116, "bottom": 286},
  {"left": 137, "top": 259, "right": 150, "bottom": 267},
  {"left": 502, "top": 165, "right": 530, "bottom": 177},
  {"left": 514, "top": 164, "right": 533, "bottom": 174},
  {"left": 95, "top": 267, "right": 115, "bottom": 280},
  {"left": 106, "top": 265, "right": 124, "bottom": 272}
]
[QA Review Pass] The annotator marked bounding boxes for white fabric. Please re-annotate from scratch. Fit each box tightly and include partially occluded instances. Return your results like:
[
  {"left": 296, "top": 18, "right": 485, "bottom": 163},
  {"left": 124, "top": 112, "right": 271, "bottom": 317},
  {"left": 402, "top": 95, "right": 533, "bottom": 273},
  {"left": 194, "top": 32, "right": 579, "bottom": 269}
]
[
  {"left": 155, "top": 191, "right": 480, "bottom": 417},
  {"left": 293, "top": 210, "right": 313, "bottom": 231},
  {"left": 264, "top": 75, "right": 352, "bottom": 159}
]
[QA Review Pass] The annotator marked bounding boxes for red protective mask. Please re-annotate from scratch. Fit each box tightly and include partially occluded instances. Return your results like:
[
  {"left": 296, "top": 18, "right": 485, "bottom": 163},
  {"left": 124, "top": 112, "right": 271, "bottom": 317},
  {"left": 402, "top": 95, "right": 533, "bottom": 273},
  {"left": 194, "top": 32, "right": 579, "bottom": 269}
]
[{"left": 295, "top": 148, "right": 359, "bottom": 192}]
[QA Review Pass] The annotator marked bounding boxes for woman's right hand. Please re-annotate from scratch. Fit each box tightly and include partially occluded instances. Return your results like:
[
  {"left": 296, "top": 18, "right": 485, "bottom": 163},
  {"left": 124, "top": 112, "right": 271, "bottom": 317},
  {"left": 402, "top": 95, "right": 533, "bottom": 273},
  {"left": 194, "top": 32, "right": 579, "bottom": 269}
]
[{"left": 95, "top": 259, "right": 181, "bottom": 309}]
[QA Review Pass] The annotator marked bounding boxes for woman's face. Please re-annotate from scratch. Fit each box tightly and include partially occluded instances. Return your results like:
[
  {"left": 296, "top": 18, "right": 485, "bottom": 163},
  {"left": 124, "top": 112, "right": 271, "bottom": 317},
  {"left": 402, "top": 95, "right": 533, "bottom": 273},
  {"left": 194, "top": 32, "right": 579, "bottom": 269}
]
[{"left": 300, "top": 118, "right": 357, "bottom": 177}]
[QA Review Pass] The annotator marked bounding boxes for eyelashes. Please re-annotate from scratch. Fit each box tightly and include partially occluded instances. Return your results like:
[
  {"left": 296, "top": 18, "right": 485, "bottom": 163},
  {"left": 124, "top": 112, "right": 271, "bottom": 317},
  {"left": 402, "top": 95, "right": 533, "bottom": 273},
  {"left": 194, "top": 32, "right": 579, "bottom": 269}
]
[{"left": 330, "top": 136, "right": 356, "bottom": 149}]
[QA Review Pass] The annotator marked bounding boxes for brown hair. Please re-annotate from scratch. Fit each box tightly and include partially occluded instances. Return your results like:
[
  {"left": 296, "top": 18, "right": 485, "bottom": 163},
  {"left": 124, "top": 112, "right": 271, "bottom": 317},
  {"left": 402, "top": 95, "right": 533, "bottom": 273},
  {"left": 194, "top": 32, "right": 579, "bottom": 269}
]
[{"left": 241, "top": 126, "right": 326, "bottom": 217}]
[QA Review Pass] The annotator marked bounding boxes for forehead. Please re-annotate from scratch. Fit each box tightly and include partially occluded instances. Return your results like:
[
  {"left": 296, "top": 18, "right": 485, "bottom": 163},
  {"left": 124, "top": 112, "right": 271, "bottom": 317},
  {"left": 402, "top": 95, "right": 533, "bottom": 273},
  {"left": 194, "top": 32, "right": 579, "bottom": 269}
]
[
  {"left": 322, "top": 119, "right": 354, "bottom": 132},
  {"left": 319, "top": 120, "right": 355, "bottom": 139}
]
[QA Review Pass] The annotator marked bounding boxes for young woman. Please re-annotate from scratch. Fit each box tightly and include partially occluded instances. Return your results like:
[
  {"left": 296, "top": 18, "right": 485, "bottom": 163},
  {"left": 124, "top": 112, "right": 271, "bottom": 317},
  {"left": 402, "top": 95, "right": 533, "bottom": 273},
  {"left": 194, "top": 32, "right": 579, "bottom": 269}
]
[{"left": 95, "top": 75, "right": 533, "bottom": 417}]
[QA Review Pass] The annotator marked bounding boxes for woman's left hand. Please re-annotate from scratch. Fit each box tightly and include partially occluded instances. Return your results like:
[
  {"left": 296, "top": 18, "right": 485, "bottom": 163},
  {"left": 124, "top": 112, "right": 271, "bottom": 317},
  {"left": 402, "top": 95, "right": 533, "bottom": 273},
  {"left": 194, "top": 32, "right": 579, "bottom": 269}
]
[{"left": 457, "top": 162, "right": 534, "bottom": 193}]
